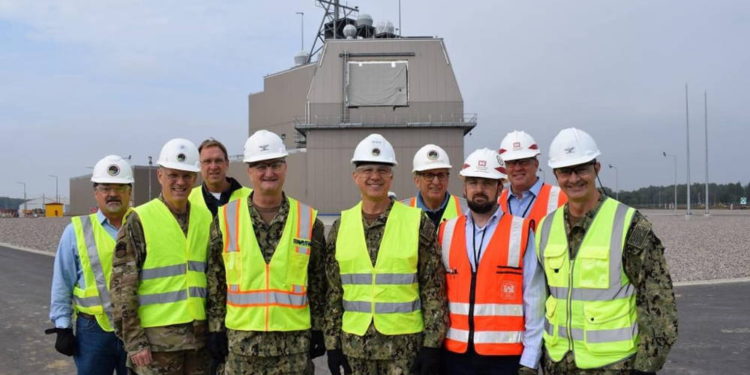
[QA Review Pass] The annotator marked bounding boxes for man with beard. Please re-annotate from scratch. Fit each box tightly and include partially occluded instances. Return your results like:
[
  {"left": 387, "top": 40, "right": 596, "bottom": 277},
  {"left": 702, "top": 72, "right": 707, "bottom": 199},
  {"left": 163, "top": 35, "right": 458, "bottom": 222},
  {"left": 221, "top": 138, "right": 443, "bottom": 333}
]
[
  {"left": 402, "top": 144, "right": 467, "bottom": 229},
  {"left": 188, "top": 138, "right": 251, "bottom": 217},
  {"left": 497, "top": 131, "right": 567, "bottom": 228},
  {"left": 48, "top": 155, "right": 133, "bottom": 374},
  {"left": 438, "top": 148, "right": 545, "bottom": 375},
  {"left": 111, "top": 138, "right": 212, "bottom": 374},
  {"left": 324, "top": 133, "right": 448, "bottom": 375},
  {"left": 537, "top": 128, "right": 677, "bottom": 374}
]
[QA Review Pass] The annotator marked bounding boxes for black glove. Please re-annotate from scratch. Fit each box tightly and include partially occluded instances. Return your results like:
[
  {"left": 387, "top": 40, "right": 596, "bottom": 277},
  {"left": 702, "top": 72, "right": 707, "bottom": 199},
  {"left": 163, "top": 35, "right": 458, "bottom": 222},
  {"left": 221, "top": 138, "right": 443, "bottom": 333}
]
[
  {"left": 411, "top": 347, "right": 440, "bottom": 375},
  {"left": 45, "top": 327, "right": 75, "bottom": 356},
  {"left": 326, "top": 349, "right": 352, "bottom": 375},
  {"left": 310, "top": 330, "right": 326, "bottom": 359},
  {"left": 631, "top": 371, "right": 656, "bottom": 375},
  {"left": 207, "top": 331, "right": 228, "bottom": 361}
]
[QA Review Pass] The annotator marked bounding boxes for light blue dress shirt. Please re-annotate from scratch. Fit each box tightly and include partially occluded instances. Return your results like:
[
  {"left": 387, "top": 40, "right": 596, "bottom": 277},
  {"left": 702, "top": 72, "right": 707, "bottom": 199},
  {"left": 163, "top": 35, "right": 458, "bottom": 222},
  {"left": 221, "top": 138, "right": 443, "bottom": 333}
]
[
  {"left": 463, "top": 208, "right": 545, "bottom": 369},
  {"left": 504, "top": 178, "right": 543, "bottom": 218},
  {"left": 49, "top": 211, "right": 119, "bottom": 328}
]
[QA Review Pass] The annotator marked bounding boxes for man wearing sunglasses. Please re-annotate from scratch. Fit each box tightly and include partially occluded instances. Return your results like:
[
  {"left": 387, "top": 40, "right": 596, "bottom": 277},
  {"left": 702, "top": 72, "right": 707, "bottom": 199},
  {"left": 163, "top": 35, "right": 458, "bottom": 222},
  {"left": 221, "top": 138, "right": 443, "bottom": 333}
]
[
  {"left": 206, "top": 130, "right": 327, "bottom": 374},
  {"left": 325, "top": 134, "right": 447, "bottom": 375},
  {"left": 402, "top": 144, "right": 467, "bottom": 229},
  {"left": 537, "top": 128, "right": 677, "bottom": 375},
  {"left": 48, "top": 155, "right": 133, "bottom": 374},
  {"left": 498, "top": 131, "right": 567, "bottom": 229}
]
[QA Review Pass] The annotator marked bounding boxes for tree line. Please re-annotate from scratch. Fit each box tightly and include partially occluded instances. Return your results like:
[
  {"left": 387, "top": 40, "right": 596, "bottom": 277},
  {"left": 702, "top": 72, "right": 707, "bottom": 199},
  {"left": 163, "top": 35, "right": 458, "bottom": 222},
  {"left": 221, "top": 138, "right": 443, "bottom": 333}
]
[{"left": 603, "top": 182, "right": 750, "bottom": 209}]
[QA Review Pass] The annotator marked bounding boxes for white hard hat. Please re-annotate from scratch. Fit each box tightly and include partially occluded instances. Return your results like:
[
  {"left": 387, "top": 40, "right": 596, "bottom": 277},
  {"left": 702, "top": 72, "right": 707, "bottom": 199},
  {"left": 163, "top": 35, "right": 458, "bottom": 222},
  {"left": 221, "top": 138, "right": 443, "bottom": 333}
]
[
  {"left": 157, "top": 138, "right": 200, "bottom": 172},
  {"left": 91, "top": 155, "right": 134, "bottom": 184},
  {"left": 460, "top": 148, "right": 507, "bottom": 180},
  {"left": 243, "top": 130, "right": 288, "bottom": 163},
  {"left": 548, "top": 128, "right": 601, "bottom": 169},
  {"left": 498, "top": 130, "right": 540, "bottom": 162},
  {"left": 351, "top": 133, "right": 397, "bottom": 166},
  {"left": 412, "top": 144, "right": 451, "bottom": 172}
]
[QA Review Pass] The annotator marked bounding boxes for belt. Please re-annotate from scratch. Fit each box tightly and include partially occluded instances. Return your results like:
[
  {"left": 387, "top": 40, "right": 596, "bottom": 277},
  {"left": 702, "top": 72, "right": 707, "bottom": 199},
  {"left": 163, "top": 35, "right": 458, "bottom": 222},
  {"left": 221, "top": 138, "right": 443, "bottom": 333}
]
[{"left": 78, "top": 312, "right": 96, "bottom": 320}]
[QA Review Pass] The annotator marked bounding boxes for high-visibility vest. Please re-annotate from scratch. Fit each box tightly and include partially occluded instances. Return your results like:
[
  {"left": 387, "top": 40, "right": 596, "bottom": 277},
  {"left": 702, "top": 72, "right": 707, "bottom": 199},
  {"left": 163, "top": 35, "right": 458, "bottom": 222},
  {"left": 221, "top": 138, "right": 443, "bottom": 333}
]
[
  {"left": 402, "top": 194, "right": 467, "bottom": 224},
  {"left": 71, "top": 214, "right": 116, "bottom": 332},
  {"left": 536, "top": 198, "right": 638, "bottom": 369},
  {"left": 439, "top": 213, "right": 530, "bottom": 355},
  {"left": 499, "top": 183, "right": 567, "bottom": 229},
  {"left": 336, "top": 201, "right": 424, "bottom": 336},
  {"left": 133, "top": 199, "right": 211, "bottom": 328},
  {"left": 188, "top": 185, "right": 252, "bottom": 214},
  {"left": 218, "top": 197, "right": 317, "bottom": 331}
]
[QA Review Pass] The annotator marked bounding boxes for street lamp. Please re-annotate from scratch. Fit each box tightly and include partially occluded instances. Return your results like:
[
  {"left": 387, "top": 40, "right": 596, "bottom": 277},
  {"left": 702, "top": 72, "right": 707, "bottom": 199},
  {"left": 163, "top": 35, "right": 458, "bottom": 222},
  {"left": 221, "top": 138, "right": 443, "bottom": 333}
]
[
  {"left": 608, "top": 164, "right": 619, "bottom": 201},
  {"left": 148, "top": 156, "right": 153, "bottom": 201},
  {"left": 663, "top": 152, "right": 678, "bottom": 214},
  {"left": 16, "top": 181, "right": 27, "bottom": 212},
  {"left": 49, "top": 174, "right": 59, "bottom": 203}
]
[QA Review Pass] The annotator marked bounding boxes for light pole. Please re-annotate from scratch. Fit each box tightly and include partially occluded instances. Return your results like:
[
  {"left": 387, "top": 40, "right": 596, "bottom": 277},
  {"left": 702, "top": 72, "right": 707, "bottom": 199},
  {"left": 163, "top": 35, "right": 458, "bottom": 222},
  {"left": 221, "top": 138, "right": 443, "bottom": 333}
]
[
  {"left": 685, "top": 83, "right": 692, "bottom": 216},
  {"left": 663, "top": 152, "right": 678, "bottom": 214},
  {"left": 608, "top": 164, "right": 619, "bottom": 200},
  {"left": 148, "top": 156, "right": 153, "bottom": 200},
  {"left": 296, "top": 12, "right": 304, "bottom": 51},
  {"left": 704, "top": 90, "right": 710, "bottom": 216},
  {"left": 16, "top": 181, "right": 27, "bottom": 212},
  {"left": 49, "top": 174, "right": 59, "bottom": 203}
]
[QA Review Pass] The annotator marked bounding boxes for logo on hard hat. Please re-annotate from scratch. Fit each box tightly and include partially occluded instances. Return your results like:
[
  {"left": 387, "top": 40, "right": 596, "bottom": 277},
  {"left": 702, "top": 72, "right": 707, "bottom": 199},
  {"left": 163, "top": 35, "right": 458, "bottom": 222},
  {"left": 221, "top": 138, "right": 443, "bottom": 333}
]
[
  {"left": 427, "top": 150, "right": 439, "bottom": 160},
  {"left": 477, "top": 160, "right": 487, "bottom": 171},
  {"left": 512, "top": 141, "right": 521, "bottom": 150},
  {"left": 107, "top": 165, "right": 120, "bottom": 176},
  {"left": 259, "top": 144, "right": 269, "bottom": 151},
  {"left": 564, "top": 147, "right": 575, "bottom": 154},
  {"left": 177, "top": 153, "right": 186, "bottom": 162},
  {"left": 372, "top": 148, "right": 381, "bottom": 157},
  {"left": 496, "top": 155, "right": 503, "bottom": 165}
]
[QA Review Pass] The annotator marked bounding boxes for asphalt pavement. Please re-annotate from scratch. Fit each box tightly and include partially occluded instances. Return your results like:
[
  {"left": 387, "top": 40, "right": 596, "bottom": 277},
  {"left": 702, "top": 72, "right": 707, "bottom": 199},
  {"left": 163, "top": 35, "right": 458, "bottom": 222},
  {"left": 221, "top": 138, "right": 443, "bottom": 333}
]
[{"left": 1, "top": 245, "right": 748, "bottom": 374}]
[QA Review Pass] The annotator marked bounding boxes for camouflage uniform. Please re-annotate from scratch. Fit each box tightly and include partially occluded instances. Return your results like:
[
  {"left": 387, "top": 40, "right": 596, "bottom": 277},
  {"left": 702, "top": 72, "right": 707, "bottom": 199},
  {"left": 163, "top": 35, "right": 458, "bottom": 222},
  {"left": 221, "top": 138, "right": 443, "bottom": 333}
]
[
  {"left": 110, "top": 196, "right": 209, "bottom": 375},
  {"left": 542, "top": 192, "right": 678, "bottom": 374},
  {"left": 324, "top": 200, "right": 449, "bottom": 374},
  {"left": 206, "top": 194, "right": 327, "bottom": 375}
]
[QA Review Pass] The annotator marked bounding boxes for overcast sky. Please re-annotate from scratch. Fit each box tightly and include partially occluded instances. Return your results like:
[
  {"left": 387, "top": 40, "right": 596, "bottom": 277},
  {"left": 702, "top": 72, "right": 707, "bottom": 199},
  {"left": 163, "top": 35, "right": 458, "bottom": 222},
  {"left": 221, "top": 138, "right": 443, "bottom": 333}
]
[{"left": 1, "top": 0, "right": 748, "bottom": 201}]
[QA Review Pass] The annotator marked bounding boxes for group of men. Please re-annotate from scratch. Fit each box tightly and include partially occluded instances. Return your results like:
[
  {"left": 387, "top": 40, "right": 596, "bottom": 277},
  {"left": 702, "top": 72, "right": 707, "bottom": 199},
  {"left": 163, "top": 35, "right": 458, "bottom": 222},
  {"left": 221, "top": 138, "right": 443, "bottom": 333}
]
[{"left": 48, "top": 127, "right": 678, "bottom": 375}]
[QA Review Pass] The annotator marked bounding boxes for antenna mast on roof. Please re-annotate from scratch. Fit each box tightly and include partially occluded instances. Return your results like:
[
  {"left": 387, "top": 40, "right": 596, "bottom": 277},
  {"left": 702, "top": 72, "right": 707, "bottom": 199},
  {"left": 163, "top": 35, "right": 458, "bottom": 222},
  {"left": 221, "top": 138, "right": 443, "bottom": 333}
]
[{"left": 307, "top": 0, "right": 359, "bottom": 63}]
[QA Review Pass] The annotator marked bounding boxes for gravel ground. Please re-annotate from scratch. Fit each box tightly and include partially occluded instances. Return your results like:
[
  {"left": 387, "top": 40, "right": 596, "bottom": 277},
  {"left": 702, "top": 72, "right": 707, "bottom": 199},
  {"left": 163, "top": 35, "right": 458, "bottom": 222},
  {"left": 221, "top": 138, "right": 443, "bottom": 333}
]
[{"left": 2, "top": 209, "right": 748, "bottom": 282}]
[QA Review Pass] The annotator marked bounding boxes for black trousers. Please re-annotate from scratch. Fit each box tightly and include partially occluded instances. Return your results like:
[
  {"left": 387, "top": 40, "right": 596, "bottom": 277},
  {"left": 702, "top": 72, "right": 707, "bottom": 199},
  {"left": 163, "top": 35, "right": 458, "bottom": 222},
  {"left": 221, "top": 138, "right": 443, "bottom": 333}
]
[{"left": 441, "top": 348, "right": 521, "bottom": 375}]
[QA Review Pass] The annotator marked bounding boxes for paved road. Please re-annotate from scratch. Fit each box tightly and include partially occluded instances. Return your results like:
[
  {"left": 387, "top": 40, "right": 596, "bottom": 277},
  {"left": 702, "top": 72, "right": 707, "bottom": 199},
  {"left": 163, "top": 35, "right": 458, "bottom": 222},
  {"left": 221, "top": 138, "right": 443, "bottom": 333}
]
[{"left": 2, "top": 245, "right": 748, "bottom": 374}]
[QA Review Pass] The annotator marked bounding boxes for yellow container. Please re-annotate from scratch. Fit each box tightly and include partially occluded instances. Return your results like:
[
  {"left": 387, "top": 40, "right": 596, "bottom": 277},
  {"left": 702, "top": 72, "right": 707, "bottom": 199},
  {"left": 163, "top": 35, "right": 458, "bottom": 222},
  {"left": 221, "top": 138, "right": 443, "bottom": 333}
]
[{"left": 45, "top": 203, "right": 64, "bottom": 217}]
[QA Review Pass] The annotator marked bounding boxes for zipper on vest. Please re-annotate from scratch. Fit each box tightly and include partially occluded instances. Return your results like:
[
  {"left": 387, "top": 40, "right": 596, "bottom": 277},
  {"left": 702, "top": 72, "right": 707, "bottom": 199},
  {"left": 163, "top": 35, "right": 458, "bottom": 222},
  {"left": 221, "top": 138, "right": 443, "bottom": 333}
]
[
  {"left": 566, "top": 258, "right": 574, "bottom": 352},
  {"left": 265, "top": 264, "right": 270, "bottom": 332},
  {"left": 468, "top": 269, "right": 477, "bottom": 350}
]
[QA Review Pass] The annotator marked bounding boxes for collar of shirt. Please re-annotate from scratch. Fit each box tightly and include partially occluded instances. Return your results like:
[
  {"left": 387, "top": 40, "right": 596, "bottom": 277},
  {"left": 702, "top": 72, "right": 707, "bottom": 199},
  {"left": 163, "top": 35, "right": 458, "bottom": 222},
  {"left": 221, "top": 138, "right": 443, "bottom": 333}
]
[
  {"left": 415, "top": 192, "right": 450, "bottom": 214},
  {"left": 508, "top": 177, "right": 543, "bottom": 202},
  {"left": 464, "top": 206, "right": 504, "bottom": 270}
]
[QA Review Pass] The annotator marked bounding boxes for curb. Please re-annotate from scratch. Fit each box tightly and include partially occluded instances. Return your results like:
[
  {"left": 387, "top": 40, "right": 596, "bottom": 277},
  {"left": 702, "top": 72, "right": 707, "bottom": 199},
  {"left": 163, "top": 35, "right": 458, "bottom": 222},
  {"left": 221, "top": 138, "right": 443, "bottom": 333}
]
[{"left": 0, "top": 242, "right": 55, "bottom": 257}]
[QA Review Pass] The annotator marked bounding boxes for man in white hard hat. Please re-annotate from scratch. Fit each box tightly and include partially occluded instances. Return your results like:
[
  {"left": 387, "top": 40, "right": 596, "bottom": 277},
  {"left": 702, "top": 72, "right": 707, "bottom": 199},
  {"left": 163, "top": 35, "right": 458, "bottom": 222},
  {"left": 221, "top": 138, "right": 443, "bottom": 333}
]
[
  {"left": 324, "top": 133, "right": 448, "bottom": 375},
  {"left": 537, "top": 128, "right": 677, "bottom": 375},
  {"left": 498, "top": 130, "right": 567, "bottom": 228},
  {"left": 47, "top": 155, "right": 133, "bottom": 374},
  {"left": 110, "top": 138, "right": 212, "bottom": 374},
  {"left": 402, "top": 144, "right": 467, "bottom": 229},
  {"left": 438, "top": 148, "right": 544, "bottom": 375},
  {"left": 188, "top": 138, "right": 251, "bottom": 218},
  {"left": 205, "top": 129, "right": 327, "bottom": 375}
]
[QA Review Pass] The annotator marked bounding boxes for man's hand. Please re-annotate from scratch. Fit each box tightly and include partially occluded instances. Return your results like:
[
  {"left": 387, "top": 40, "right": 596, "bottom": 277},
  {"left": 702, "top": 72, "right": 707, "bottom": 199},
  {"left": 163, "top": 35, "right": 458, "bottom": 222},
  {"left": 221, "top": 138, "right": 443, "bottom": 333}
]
[
  {"left": 130, "top": 347, "right": 153, "bottom": 368},
  {"left": 518, "top": 365, "right": 538, "bottom": 375},
  {"left": 44, "top": 327, "right": 75, "bottom": 356}
]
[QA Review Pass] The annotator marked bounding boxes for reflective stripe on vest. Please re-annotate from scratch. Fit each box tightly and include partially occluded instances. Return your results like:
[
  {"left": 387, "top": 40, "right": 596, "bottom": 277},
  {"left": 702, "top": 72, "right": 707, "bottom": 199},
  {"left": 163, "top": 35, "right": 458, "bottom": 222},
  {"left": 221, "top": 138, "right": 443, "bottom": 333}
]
[
  {"left": 336, "top": 201, "right": 424, "bottom": 336},
  {"left": 536, "top": 198, "right": 638, "bottom": 369},
  {"left": 219, "top": 197, "right": 316, "bottom": 331},
  {"left": 438, "top": 213, "right": 530, "bottom": 355},
  {"left": 134, "top": 199, "right": 211, "bottom": 327},
  {"left": 403, "top": 194, "right": 466, "bottom": 223},
  {"left": 499, "top": 183, "right": 567, "bottom": 230},
  {"left": 71, "top": 214, "right": 115, "bottom": 332}
]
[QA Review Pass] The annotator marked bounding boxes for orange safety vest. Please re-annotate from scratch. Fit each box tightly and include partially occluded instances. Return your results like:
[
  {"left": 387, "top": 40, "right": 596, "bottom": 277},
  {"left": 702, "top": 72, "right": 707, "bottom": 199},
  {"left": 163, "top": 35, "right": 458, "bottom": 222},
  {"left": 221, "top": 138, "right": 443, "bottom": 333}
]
[
  {"left": 438, "top": 213, "right": 531, "bottom": 355},
  {"left": 499, "top": 183, "right": 567, "bottom": 229}
]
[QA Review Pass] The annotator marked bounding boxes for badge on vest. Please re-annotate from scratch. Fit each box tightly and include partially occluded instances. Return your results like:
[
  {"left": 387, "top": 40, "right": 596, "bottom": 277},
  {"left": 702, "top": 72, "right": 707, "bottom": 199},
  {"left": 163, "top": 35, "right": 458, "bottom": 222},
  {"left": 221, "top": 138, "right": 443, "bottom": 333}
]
[
  {"left": 501, "top": 281, "right": 517, "bottom": 299},
  {"left": 294, "top": 238, "right": 311, "bottom": 255}
]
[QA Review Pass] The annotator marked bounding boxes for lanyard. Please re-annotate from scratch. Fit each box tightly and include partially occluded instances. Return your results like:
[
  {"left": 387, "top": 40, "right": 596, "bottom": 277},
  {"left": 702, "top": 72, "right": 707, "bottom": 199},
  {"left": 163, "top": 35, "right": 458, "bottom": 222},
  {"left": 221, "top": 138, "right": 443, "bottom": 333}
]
[
  {"left": 471, "top": 219, "right": 489, "bottom": 271},
  {"left": 508, "top": 192, "right": 537, "bottom": 218}
]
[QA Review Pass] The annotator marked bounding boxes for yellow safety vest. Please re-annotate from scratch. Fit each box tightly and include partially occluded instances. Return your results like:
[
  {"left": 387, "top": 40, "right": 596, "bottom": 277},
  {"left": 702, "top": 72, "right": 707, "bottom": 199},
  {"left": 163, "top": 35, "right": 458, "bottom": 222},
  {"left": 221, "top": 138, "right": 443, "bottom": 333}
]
[
  {"left": 536, "top": 198, "right": 638, "bottom": 369},
  {"left": 188, "top": 185, "right": 252, "bottom": 214},
  {"left": 218, "top": 197, "right": 317, "bottom": 331},
  {"left": 133, "top": 199, "right": 211, "bottom": 327},
  {"left": 336, "top": 201, "right": 424, "bottom": 336},
  {"left": 71, "top": 214, "right": 116, "bottom": 332},
  {"left": 402, "top": 194, "right": 467, "bottom": 223}
]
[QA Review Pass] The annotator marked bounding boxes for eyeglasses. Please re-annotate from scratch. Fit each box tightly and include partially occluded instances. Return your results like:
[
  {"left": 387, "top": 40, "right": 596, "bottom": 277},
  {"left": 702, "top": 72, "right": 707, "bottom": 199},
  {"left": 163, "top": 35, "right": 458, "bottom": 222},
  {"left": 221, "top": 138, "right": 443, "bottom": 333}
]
[
  {"left": 200, "top": 158, "right": 227, "bottom": 166},
  {"left": 505, "top": 158, "right": 534, "bottom": 168},
  {"left": 419, "top": 172, "right": 449, "bottom": 182},
  {"left": 95, "top": 185, "right": 130, "bottom": 193},
  {"left": 355, "top": 166, "right": 392, "bottom": 177},
  {"left": 555, "top": 162, "right": 596, "bottom": 177},
  {"left": 250, "top": 160, "right": 286, "bottom": 172}
]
